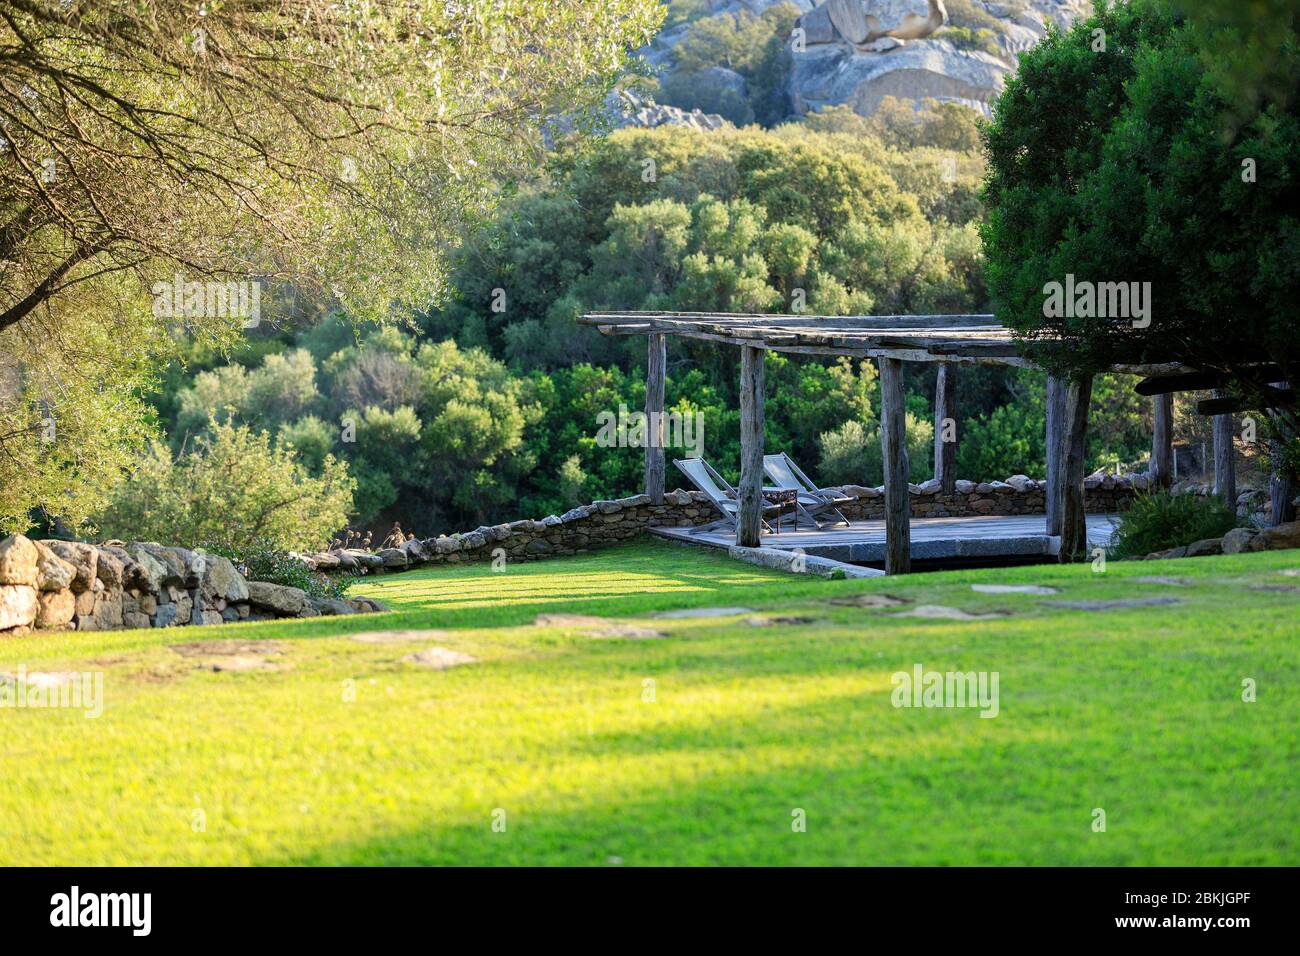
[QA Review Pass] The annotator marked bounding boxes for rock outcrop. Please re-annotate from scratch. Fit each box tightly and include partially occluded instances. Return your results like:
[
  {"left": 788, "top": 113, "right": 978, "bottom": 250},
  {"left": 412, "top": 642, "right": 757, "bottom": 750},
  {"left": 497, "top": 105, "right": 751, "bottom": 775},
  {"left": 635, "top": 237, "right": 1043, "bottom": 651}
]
[{"left": 789, "top": 0, "right": 1093, "bottom": 117}]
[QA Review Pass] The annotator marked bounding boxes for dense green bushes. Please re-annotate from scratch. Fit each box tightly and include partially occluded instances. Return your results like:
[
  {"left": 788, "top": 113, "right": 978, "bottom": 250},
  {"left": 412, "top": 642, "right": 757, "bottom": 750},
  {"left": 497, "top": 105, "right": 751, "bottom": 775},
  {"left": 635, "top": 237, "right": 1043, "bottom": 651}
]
[
  {"left": 96, "top": 422, "right": 354, "bottom": 554},
  {"left": 1108, "top": 492, "right": 1241, "bottom": 559}
]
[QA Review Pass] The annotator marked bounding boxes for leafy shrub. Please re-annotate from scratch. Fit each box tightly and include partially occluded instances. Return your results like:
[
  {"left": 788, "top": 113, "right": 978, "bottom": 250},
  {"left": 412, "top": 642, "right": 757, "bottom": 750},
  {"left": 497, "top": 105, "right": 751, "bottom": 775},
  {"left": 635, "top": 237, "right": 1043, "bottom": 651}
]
[
  {"left": 97, "top": 420, "right": 354, "bottom": 553},
  {"left": 209, "top": 539, "right": 355, "bottom": 601},
  {"left": 818, "top": 413, "right": 934, "bottom": 487},
  {"left": 1108, "top": 492, "right": 1240, "bottom": 559}
]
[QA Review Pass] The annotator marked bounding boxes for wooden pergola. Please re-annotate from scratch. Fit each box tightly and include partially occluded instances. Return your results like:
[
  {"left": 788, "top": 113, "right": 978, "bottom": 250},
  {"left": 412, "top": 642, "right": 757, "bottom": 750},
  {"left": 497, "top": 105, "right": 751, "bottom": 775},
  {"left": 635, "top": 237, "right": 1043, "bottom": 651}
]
[{"left": 578, "top": 310, "right": 1254, "bottom": 574}]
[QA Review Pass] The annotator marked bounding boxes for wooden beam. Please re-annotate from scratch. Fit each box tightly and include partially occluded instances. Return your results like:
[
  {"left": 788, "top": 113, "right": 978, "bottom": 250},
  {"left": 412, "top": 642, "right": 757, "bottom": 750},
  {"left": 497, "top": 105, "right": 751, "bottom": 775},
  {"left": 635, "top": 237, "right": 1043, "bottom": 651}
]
[
  {"left": 1151, "top": 393, "right": 1174, "bottom": 489},
  {"left": 1045, "top": 374, "right": 1067, "bottom": 536},
  {"left": 934, "top": 363, "right": 956, "bottom": 495},
  {"left": 1136, "top": 365, "right": 1284, "bottom": 396},
  {"left": 1061, "top": 376, "right": 1094, "bottom": 563},
  {"left": 737, "top": 346, "right": 766, "bottom": 548},
  {"left": 1197, "top": 387, "right": 1295, "bottom": 416},
  {"left": 645, "top": 332, "right": 666, "bottom": 504},
  {"left": 1212, "top": 390, "right": 1236, "bottom": 507},
  {"left": 878, "top": 357, "right": 911, "bottom": 574}
]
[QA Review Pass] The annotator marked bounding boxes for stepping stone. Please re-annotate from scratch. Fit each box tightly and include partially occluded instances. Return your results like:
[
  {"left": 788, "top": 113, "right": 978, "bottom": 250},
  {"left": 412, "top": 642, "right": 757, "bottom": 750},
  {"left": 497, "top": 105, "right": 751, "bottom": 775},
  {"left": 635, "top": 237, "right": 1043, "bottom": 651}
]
[
  {"left": 1248, "top": 584, "right": 1300, "bottom": 593},
  {"left": 169, "top": 640, "right": 286, "bottom": 673},
  {"left": 403, "top": 647, "right": 478, "bottom": 669},
  {"left": 1040, "top": 597, "right": 1181, "bottom": 611},
  {"left": 350, "top": 629, "right": 450, "bottom": 644},
  {"left": 829, "top": 594, "right": 910, "bottom": 609},
  {"left": 893, "top": 605, "right": 1008, "bottom": 621},
  {"left": 1135, "top": 576, "right": 1192, "bottom": 587},
  {"left": 533, "top": 613, "right": 665, "bottom": 640},
  {"left": 744, "top": 615, "right": 818, "bottom": 627},
  {"left": 533, "top": 614, "right": 611, "bottom": 629},
  {"left": 205, "top": 655, "right": 282, "bottom": 673},
  {"left": 586, "top": 625, "right": 666, "bottom": 640},
  {"left": 653, "top": 607, "right": 753, "bottom": 619},
  {"left": 971, "top": 584, "right": 1058, "bottom": 595},
  {"left": 1278, "top": 569, "right": 1300, "bottom": 577}
]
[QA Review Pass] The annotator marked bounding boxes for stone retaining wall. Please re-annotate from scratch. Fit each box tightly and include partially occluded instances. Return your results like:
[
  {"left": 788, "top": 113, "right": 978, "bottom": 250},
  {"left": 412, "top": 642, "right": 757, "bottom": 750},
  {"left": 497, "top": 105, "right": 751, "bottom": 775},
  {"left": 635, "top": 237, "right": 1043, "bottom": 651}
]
[
  {"left": 295, "top": 474, "right": 1153, "bottom": 573},
  {"left": 0, "top": 534, "right": 383, "bottom": 637}
]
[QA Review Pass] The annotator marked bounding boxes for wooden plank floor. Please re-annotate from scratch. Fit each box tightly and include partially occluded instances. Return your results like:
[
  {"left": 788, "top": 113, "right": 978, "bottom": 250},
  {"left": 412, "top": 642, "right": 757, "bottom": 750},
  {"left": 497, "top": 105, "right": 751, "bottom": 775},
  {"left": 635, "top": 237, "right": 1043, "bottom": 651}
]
[{"left": 652, "top": 513, "right": 1120, "bottom": 564}]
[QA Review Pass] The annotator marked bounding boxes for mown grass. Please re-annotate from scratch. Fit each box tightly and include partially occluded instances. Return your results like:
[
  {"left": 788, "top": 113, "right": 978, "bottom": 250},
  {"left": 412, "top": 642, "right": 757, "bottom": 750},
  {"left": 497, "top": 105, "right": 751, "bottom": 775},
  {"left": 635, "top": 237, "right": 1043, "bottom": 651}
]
[{"left": 1, "top": 538, "right": 1296, "bottom": 866}]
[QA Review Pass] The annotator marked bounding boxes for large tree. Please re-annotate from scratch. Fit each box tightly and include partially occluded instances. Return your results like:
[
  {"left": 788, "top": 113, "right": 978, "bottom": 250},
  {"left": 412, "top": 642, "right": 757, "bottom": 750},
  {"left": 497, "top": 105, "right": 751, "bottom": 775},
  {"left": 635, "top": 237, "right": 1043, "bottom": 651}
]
[
  {"left": 982, "top": 0, "right": 1298, "bottom": 475},
  {"left": 0, "top": 0, "right": 661, "bottom": 530}
]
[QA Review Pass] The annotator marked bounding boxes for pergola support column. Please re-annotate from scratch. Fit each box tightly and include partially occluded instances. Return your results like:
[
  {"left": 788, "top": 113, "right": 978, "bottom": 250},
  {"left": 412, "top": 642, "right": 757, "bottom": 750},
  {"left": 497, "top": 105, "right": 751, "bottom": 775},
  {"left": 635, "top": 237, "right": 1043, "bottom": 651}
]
[
  {"left": 644, "top": 332, "right": 667, "bottom": 504},
  {"left": 1212, "top": 390, "right": 1236, "bottom": 508},
  {"left": 1061, "top": 375, "right": 1094, "bottom": 563},
  {"left": 1045, "top": 374, "right": 1067, "bottom": 537},
  {"left": 933, "top": 363, "right": 956, "bottom": 495},
  {"left": 737, "top": 346, "right": 766, "bottom": 548},
  {"left": 1151, "top": 393, "right": 1174, "bottom": 489},
  {"left": 879, "top": 357, "right": 911, "bottom": 574},
  {"left": 1270, "top": 386, "right": 1296, "bottom": 526}
]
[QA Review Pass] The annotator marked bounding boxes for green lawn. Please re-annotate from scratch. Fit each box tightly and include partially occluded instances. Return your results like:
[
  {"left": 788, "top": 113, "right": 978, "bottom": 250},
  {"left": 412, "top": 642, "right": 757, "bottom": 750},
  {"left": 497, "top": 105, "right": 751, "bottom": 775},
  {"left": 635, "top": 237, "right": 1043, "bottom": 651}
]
[{"left": 1, "top": 539, "right": 1296, "bottom": 866}]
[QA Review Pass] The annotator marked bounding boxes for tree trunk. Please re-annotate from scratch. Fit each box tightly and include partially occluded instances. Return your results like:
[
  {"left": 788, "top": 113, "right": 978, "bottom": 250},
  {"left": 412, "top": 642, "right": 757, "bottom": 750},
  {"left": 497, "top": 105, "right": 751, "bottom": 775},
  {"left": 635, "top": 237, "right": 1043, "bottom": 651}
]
[
  {"left": 879, "top": 357, "right": 911, "bottom": 574},
  {"left": 1045, "top": 374, "right": 1067, "bottom": 537}
]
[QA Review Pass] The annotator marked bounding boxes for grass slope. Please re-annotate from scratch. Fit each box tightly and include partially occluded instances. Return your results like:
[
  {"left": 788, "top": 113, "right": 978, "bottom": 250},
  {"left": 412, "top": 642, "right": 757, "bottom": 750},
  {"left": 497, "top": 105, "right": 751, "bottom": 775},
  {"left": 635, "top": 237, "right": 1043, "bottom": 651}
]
[{"left": 1, "top": 539, "right": 1296, "bottom": 866}]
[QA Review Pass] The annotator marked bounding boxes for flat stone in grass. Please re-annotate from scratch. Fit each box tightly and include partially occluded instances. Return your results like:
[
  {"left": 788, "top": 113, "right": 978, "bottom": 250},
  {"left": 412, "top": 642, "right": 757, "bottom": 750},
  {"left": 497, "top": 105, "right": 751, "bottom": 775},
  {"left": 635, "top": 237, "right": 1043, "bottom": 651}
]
[
  {"left": 1247, "top": 584, "right": 1300, "bottom": 593},
  {"left": 653, "top": 607, "right": 753, "bottom": 619},
  {"left": 971, "top": 584, "right": 1058, "bottom": 595},
  {"left": 350, "top": 629, "right": 450, "bottom": 644},
  {"left": 744, "top": 615, "right": 818, "bottom": 627},
  {"left": 829, "top": 594, "right": 910, "bottom": 609},
  {"left": 893, "top": 605, "right": 1009, "bottom": 621},
  {"left": 1278, "top": 569, "right": 1300, "bottom": 578},
  {"left": 1135, "top": 576, "right": 1193, "bottom": 587},
  {"left": 403, "top": 647, "right": 478, "bottom": 670},
  {"left": 1040, "top": 597, "right": 1181, "bottom": 611},
  {"left": 532, "top": 613, "right": 664, "bottom": 640},
  {"left": 169, "top": 640, "right": 286, "bottom": 673}
]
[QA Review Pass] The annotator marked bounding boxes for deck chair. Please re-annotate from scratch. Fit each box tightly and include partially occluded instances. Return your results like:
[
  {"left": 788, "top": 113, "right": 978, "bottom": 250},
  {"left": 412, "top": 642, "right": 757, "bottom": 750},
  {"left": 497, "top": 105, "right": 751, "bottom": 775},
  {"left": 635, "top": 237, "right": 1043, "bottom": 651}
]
[
  {"left": 763, "top": 452, "right": 852, "bottom": 529},
  {"left": 673, "top": 458, "right": 783, "bottom": 534}
]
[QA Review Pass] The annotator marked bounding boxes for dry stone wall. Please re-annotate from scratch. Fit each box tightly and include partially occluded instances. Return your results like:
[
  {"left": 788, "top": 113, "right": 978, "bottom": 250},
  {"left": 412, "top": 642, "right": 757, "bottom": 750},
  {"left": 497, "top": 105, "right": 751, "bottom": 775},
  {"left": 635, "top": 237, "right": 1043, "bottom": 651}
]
[
  {"left": 294, "top": 474, "right": 1151, "bottom": 573},
  {"left": 0, "top": 534, "right": 383, "bottom": 637}
]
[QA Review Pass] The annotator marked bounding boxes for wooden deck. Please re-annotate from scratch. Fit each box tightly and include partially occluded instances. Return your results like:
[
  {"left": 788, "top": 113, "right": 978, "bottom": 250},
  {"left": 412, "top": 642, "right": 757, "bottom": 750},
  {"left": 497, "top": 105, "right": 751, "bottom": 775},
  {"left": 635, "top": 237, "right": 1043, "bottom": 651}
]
[{"left": 652, "top": 513, "right": 1120, "bottom": 565}]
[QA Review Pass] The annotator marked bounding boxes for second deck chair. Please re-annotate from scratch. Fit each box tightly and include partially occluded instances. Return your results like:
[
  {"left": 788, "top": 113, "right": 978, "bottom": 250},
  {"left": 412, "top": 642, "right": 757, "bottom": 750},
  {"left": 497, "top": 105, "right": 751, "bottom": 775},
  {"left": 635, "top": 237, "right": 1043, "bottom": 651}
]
[
  {"left": 673, "top": 458, "right": 784, "bottom": 534},
  {"left": 762, "top": 452, "right": 852, "bottom": 529}
]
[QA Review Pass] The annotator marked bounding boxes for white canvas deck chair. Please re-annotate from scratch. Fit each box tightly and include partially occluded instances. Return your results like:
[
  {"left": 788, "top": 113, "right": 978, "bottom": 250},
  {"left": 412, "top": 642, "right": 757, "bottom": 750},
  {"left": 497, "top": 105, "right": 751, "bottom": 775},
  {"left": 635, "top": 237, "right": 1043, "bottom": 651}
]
[
  {"left": 673, "top": 458, "right": 782, "bottom": 534},
  {"left": 762, "top": 452, "right": 852, "bottom": 529}
]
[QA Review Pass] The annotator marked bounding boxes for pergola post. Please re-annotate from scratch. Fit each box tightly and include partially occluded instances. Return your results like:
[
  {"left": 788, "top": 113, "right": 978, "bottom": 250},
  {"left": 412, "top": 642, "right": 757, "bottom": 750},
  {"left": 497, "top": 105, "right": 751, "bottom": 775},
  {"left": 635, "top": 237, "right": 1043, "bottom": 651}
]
[
  {"left": 644, "top": 332, "right": 667, "bottom": 504},
  {"left": 1060, "top": 375, "right": 1094, "bottom": 562},
  {"left": 933, "top": 363, "right": 956, "bottom": 495},
  {"left": 1269, "top": 386, "right": 1296, "bottom": 526},
  {"left": 1151, "top": 393, "right": 1174, "bottom": 488},
  {"left": 1045, "top": 374, "right": 1067, "bottom": 537},
  {"left": 1212, "top": 390, "right": 1236, "bottom": 509},
  {"left": 737, "top": 345, "right": 766, "bottom": 548},
  {"left": 879, "top": 357, "right": 911, "bottom": 574}
]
